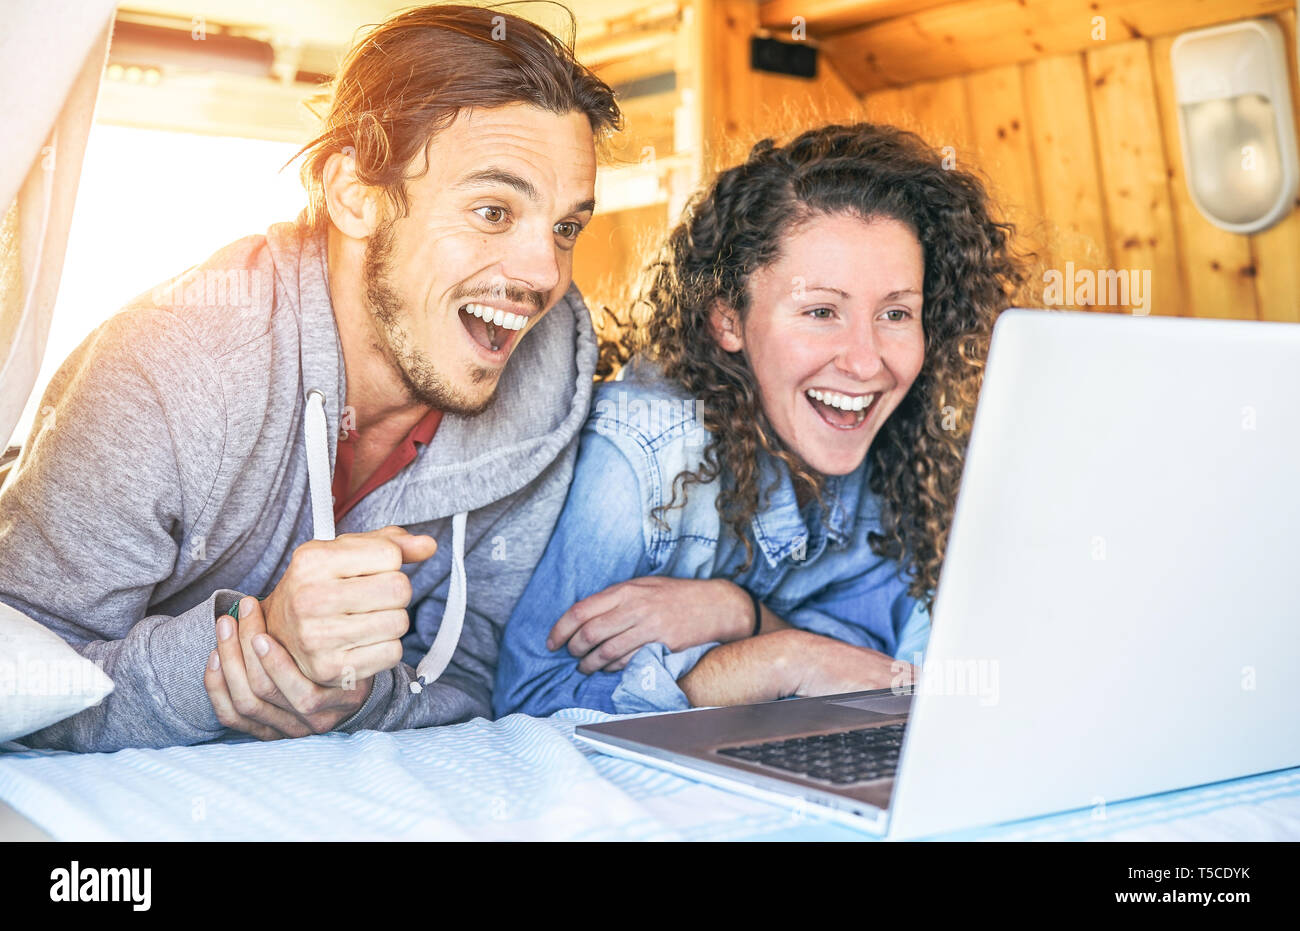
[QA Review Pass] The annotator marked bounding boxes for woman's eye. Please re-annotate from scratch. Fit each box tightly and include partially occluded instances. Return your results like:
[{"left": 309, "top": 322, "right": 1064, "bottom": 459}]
[
  {"left": 882, "top": 308, "right": 911, "bottom": 322},
  {"left": 807, "top": 307, "right": 834, "bottom": 319},
  {"left": 475, "top": 205, "right": 507, "bottom": 224}
]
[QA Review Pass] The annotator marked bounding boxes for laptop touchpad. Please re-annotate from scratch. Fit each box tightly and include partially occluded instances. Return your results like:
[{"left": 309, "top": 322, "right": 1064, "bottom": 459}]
[{"left": 830, "top": 694, "right": 912, "bottom": 716}]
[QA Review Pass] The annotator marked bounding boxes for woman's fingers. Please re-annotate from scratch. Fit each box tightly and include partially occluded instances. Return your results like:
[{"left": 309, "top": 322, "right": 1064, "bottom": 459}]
[
  {"left": 546, "top": 583, "right": 628, "bottom": 650},
  {"left": 601, "top": 647, "right": 646, "bottom": 674},
  {"left": 578, "top": 627, "right": 653, "bottom": 675},
  {"left": 566, "top": 610, "right": 639, "bottom": 662}
]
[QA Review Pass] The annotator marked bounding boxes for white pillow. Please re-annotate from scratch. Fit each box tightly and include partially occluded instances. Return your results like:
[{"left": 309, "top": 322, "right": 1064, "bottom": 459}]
[{"left": 0, "top": 600, "right": 114, "bottom": 744}]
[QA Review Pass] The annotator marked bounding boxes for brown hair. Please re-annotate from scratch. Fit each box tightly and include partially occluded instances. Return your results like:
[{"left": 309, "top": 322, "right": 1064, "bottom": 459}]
[
  {"left": 292, "top": 3, "right": 621, "bottom": 232},
  {"left": 607, "top": 123, "right": 1032, "bottom": 608}
]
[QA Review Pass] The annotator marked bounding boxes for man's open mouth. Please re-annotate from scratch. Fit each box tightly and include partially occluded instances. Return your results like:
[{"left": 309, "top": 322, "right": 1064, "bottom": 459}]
[
  {"left": 805, "top": 388, "right": 878, "bottom": 430},
  {"left": 458, "top": 301, "right": 529, "bottom": 355}
]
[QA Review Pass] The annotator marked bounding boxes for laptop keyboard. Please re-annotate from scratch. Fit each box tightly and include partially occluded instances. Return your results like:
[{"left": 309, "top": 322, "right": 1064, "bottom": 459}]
[{"left": 716, "top": 723, "right": 906, "bottom": 785}]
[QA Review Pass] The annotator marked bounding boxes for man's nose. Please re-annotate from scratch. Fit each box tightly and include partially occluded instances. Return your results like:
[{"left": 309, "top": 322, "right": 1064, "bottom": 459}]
[
  {"left": 503, "top": 226, "right": 562, "bottom": 296},
  {"left": 837, "top": 318, "right": 885, "bottom": 382}
]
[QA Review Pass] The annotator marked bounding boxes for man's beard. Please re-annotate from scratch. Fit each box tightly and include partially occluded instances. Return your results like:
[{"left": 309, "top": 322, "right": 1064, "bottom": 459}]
[{"left": 362, "top": 219, "right": 497, "bottom": 418}]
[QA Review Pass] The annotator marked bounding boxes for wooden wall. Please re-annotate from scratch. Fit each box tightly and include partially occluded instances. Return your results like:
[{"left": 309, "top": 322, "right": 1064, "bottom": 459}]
[
  {"left": 575, "top": 0, "right": 1300, "bottom": 323},
  {"left": 848, "top": 11, "right": 1300, "bottom": 321}
]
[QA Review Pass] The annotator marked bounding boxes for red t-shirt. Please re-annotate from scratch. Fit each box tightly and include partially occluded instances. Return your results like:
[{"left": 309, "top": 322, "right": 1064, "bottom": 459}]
[{"left": 332, "top": 407, "right": 443, "bottom": 523}]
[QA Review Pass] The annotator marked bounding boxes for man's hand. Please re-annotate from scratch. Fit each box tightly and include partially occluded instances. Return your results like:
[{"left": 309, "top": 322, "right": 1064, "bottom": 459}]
[
  {"left": 260, "top": 524, "right": 435, "bottom": 687},
  {"left": 547, "top": 577, "right": 756, "bottom": 674},
  {"left": 788, "top": 632, "right": 916, "bottom": 698},
  {"left": 204, "top": 595, "right": 375, "bottom": 740}
]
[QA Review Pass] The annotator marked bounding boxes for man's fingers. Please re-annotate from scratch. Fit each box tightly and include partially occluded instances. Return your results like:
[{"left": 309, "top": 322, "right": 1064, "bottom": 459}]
[
  {"left": 547, "top": 584, "right": 628, "bottom": 651},
  {"left": 233, "top": 597, "right": 294, "bottom": 712},
  {"left": 204, "top": 650, "right": 292, "bottom": 741},
  {"left": 252, "top": 630, "right": 337, "bottom": 716},
  {"left": 314, "top": 608, "right": 409, "bottom": 651},
  {"left": 216, "top": 611, "right": 312, "bottom": 737},
  {"left": 377, "top": 525, "right": 438, "bottom": 564},
  {"left": 340, "top": 638, "right": 406, "bottom": 682},
  {"left": 304, "top": 573, "right": 414, "bottom": 616}
]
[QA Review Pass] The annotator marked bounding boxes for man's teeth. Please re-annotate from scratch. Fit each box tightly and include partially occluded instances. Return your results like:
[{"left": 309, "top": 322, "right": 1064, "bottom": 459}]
[
  {"left": 807, "top": 389, "right": 876, "bottom": 412},
  {"left": 462, "top": 302, "right": 528, "bottom": 331}
]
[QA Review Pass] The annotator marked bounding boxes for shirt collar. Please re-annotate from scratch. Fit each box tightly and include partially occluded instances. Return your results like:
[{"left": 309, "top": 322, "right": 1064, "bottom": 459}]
[{"left": 749, "top": 450, "right": 868, "bottom": 568}]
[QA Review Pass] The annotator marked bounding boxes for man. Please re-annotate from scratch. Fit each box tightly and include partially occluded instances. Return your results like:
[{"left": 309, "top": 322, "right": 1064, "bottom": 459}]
[{"left": 0, "top": 4, "right": 620, "bottom": 751}]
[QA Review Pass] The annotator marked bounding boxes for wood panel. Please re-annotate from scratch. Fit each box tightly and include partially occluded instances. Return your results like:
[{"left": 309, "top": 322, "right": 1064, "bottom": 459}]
[
  {"left": 602, "top": 90, "right": 678, "bottom": 167},
  {"left": 573, "top": 202, "right": 668, "bottom": 313},
  {"left": 1085, "top": 39, "right": 1185, "bottom": 316},
  {"left": 759, "top": 0, "right": 952, "bottom": 34},
  {"left": 1249, "top": 8, "right": 1300, "bottom": 322},
  {"left": 966, "top": 65, "right": 1046, "bottom": 267},
  {"left": 699, "top": 0, "right": 867, "bottom": 170},
  {"left": 899, "top": 75, "right": 973, "bottom": 154},
  {"left": 578, "top": 2, "right": 1300, "bottom": 328},
  {"left": 1149, "top": 34, "right": 1260, "bottom": 319},
  {"left": 824, "top": 0, "right": 1293, "bottom": 94},
  {"left": 860, "top": 86, "right": 909, "bottom": 126},
  {"left": 1023, "top": 54, "right": 1111, "bottom": 276}
]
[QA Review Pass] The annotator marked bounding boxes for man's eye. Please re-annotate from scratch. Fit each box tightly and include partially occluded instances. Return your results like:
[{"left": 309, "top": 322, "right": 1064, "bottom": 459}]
[
  {"left": 475, "top": 205, "right": 507, "bottom": 224},
  {"left": 555, "top": 221, "right": 581, "bottom": 240}
]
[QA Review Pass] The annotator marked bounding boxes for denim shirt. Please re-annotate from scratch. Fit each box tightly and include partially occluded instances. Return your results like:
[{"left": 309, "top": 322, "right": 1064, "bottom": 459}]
[{"left": 492, "top": 360, "right": 931, "bottom": 717}]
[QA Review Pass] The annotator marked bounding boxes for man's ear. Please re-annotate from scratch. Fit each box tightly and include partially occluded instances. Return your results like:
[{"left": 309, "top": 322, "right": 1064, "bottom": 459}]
[
  {"left": 708, "top": 300, "right": 744, "bottom": 353},
  {"left": 322, "top": 149, "right": 382, "bottom": 240}
]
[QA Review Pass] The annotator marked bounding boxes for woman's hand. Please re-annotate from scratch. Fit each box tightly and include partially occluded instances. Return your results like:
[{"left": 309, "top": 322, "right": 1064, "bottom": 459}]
[
  {"left": 546, "top": 577, "right": 755, "bottom": 674},
  {"left": 789, "top": 633, "right": 915, "bottom": 698}
]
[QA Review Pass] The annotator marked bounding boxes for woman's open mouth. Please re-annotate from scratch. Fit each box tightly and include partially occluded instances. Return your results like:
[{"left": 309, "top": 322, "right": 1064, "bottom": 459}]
[
  {"left": 458, "top": 301, "right": 530, "bottom": 357},
  {"left": 805, "top": 388, "right": 879, "bottom": 430}
]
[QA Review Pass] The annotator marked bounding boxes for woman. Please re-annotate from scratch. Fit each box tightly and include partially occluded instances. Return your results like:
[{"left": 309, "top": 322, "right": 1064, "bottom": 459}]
[{"left": 493, "top": 122, "right": 1027, "bottom": 717}]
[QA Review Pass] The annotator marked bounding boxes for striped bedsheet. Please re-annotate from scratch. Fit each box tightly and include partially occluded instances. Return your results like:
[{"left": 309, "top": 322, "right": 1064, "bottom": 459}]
[{"left": 1, "top": 708, "right": 1297, "bottom": 841}]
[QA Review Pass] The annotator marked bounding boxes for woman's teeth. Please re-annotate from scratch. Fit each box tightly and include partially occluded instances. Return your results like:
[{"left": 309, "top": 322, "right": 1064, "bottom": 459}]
[
  {"left": 807, "top": 389, "right": 875, "bottom": 411},
  {"left": 807, "top": 388, "right": 875, "bottom": 426},
  {"left": 462, "top": 302, "right": 528, "bottom": 331}
]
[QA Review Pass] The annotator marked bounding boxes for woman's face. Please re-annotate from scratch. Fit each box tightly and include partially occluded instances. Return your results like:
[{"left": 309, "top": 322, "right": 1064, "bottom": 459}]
[{"left": 713, "top": 213, "right": 927, "bottom": 476}]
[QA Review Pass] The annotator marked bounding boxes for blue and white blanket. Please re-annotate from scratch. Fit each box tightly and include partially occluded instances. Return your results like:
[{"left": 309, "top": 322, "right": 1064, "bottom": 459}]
[{"left": 2, "top": 709, "right": 1297, "bottom": 841}]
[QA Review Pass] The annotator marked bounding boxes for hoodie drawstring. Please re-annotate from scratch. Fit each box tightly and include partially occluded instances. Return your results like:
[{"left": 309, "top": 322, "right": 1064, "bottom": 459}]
[
  {"left": 304, "top": 390, "right": 336, "bottom": 540},
  {"left": 303, "top": 388, "right": 467, "bottom": 694},
  {"left": 411, "top": 510, "right": 466, "bottom": 693}
]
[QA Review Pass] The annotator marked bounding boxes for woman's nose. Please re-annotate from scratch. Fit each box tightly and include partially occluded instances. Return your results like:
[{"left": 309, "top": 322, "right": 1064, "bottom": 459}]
[{"left": 837, "top": 320, "right": 885, "bottom": 382}]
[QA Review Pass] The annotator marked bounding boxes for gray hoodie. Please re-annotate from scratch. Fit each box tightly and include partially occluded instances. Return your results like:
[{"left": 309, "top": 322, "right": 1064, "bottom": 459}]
[{"left": 0, "top": 216, "right": 596, "bottom": 752}]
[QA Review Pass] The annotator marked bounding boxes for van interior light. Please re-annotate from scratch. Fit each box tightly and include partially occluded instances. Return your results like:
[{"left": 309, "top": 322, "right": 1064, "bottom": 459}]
[{"left": 1171, "top": 19, "right": 1300, "bottom": 234}]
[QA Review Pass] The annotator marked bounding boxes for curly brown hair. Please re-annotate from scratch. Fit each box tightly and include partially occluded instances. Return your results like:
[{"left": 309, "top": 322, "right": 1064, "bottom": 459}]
[{"left": 606, "top": 122, "right": 1032, "bottom": 609}]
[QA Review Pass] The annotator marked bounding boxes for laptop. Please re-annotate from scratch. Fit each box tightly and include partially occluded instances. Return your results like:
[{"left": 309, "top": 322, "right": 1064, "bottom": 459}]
[{"left": 575, "top": 309, "right": 1300, "bottom": 839}]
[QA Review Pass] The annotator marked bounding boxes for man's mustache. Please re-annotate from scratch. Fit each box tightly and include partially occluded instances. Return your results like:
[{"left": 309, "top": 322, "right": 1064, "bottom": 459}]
[{"left": 451, "top": 285, "right": 546, "bottom": 312}]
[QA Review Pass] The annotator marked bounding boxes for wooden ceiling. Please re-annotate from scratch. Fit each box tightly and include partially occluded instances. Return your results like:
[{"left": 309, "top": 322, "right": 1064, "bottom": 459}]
[
  {"left": 758, "top": 0, "right": 1296, "bottom": 93},
  {"left": 104, "top": 0, "right": 1300, "bottom": 139}
]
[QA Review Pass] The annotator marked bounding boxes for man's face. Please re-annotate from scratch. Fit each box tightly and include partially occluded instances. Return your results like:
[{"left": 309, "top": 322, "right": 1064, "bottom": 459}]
[{"left": 362, "top": 103, "right": 597, "bottom": 416}]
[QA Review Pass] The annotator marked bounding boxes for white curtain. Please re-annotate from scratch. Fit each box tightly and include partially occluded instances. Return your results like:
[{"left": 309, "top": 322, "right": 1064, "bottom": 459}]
[{"left": 0, "top": 0, "right": 116, "bottom": 452}]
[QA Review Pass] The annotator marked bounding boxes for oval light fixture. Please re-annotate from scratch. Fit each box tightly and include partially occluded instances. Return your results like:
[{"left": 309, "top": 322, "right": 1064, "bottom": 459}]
[{"left": 1171, "top": 19, "right": 1300, "bottom": 234}]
